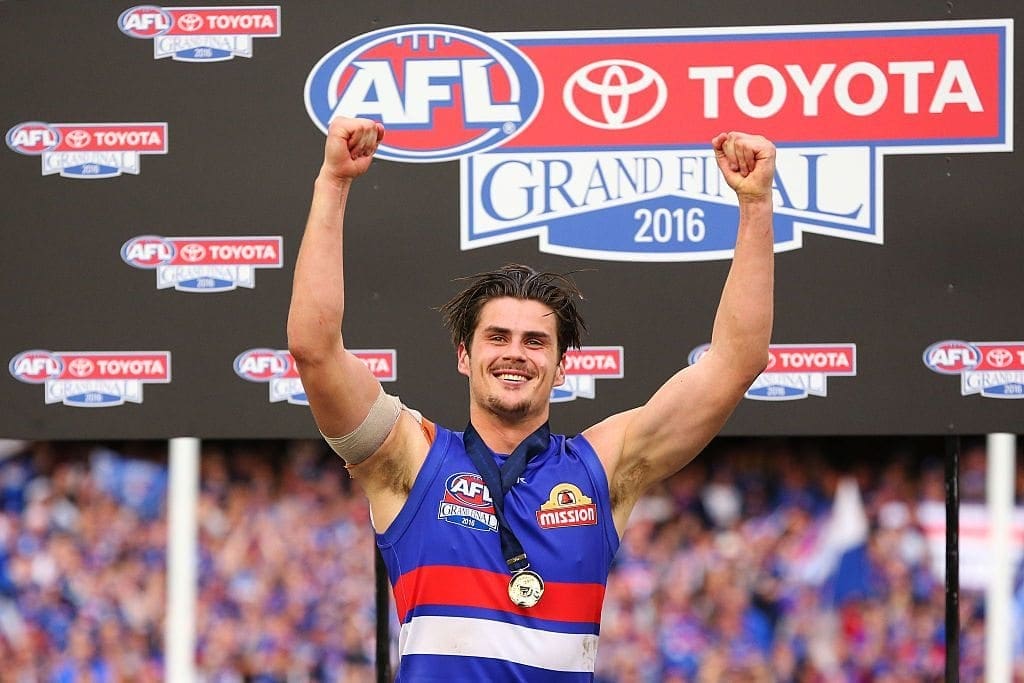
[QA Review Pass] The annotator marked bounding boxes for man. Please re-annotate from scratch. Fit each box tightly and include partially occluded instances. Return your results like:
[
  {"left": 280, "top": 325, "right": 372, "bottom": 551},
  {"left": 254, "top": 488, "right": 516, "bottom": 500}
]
[{"left": 287, "top": 116, "right": 775, "bottom": 681}]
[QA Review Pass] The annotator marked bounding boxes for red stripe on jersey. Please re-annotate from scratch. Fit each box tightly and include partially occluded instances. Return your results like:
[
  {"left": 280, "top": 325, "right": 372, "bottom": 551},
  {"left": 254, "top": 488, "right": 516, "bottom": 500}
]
[{"left": 393, "top": 564, "right": 605, "bottom": 624}]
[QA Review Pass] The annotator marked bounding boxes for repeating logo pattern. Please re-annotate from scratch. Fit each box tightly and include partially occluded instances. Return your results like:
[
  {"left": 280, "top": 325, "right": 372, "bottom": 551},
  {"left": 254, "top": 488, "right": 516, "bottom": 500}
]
[
  {"left": 234, "top": 349, "right": 396, "bottom": 405},
  {"left": 119, "top": 5, "right": 281, "bottom": 61},
  {"left": 551, "top": 346, "right": 624, "bottom": 402},
  {"left": 689, "top": 343, "right": 857, "bottom": 400},
  {"left": 9, "top": 351, "right": 171, "bottom": 407},
  {"left": 6, "top": 122, "right": 167, "bottom": 178},
  {"left": 4, "top": 16, "right": 1018, "bottom": 436},
  {"left": 121, "top": 236, "right": 283, "bottom": 292},
  {"left": 924, "top": 340, "right": 1024, "bottom": 398}
]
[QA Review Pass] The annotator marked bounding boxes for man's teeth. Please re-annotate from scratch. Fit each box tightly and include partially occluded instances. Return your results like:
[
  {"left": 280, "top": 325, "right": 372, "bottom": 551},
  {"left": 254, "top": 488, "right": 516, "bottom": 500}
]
[{"left": 498, "top": 373, "right": 526, "bottom": 382}]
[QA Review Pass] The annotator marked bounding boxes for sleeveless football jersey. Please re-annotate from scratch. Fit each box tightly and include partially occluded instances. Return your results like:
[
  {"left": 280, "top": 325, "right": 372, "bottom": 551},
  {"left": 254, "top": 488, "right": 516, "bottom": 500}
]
[{"left": 376, "top": 423, "right": 620, "bottom": 682}]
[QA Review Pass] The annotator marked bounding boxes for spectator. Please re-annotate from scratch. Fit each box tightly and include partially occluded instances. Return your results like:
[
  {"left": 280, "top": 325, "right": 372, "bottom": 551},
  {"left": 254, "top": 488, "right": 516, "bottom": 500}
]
[{"left": 0, "top": 436, "right": 1017, "bottom": 681}]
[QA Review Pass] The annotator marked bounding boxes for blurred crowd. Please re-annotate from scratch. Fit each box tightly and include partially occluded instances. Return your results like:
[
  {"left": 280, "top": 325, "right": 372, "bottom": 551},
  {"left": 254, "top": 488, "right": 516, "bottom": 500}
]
[{"left": 0, "top": 435, "right": 1021, "bottom": 682}]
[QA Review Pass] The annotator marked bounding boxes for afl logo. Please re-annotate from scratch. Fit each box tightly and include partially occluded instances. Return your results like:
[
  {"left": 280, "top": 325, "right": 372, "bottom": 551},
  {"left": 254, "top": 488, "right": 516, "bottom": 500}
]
[
  {"left": 233, "top": 349, "right": 291, "bottom": 381},
  {"left": 444, "top": 472, "right": 493, "bottom": 509},
  {"left": 923, "top": 340, "right": 980, "bottom": 375},
  {"left": 118, "top": 6, "right": 173, "bottom": 38},
  {"left": 6, "top": 122, "right": 61, "bottom": 155},
  {"left": 563, "top": 59, "right": 667, "bottom": 130},
  {"left": 120, "top": 236, "right": 176, "bottom": 268},
  {"left": 304, "top": 24, "right": 542, "bottom": 163},
  {"left": 9, "top": 351, "right": 64, "bottom": 384}
]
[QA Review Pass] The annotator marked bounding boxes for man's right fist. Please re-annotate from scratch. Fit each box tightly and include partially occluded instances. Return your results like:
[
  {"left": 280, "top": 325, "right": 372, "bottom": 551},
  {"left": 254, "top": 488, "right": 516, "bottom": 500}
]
[
  {"left": 711, "top": 131, "right": 775, "bottom": 201},
  {"left": 322, "top": 116, "right": 386, "bottom": 182}
]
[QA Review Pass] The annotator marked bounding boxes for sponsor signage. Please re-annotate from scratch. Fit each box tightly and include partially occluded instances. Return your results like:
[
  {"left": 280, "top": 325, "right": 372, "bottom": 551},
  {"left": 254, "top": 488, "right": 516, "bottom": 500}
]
[
  {"left": 306, "top": 20, "right": 1012, "bottom": 261},
  {"left": 689, "top": 343, "right": 857, "bottom": 400},
  {"left": 537, "top": 483, "right": 598, "bottom": 529},
  {"left": 551, "top": 346, "right": 624, "bottom": 402},
  {"left": 9, "top": 350, "right": 171, "bottom": 407},
  {"left": 234, "top": 349, "right": 396, "bottom": 405},
  {"left": 6, "top": 122, "right": 167, "bottom": 178},
  {"left": 121, "top": 235, "right": 283, "bottom": 292},
  {"left": 119, "top": 5, "right": 281, "bottom": 61},
  {"left": 924, "top": 340, "right": 1024, "bottom": 398}
]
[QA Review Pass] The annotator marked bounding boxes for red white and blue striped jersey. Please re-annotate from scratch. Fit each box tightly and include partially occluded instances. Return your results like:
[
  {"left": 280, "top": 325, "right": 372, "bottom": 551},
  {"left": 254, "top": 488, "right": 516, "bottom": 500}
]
[{"left": 376, "top": 422, "right": 620, "bottom": 682}]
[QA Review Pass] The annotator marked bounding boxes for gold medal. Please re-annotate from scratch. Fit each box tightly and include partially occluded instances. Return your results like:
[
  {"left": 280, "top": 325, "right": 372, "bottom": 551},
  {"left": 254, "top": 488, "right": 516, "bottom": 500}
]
[{"left": 508, "top": 570, "right": 545, "bottom": 608}]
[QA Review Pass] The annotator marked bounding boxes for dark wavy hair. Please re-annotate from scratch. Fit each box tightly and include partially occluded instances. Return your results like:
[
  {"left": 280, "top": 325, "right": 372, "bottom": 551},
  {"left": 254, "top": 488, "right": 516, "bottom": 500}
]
[{"left": 439, "top": 264, "right": 586, "bottom": 358}]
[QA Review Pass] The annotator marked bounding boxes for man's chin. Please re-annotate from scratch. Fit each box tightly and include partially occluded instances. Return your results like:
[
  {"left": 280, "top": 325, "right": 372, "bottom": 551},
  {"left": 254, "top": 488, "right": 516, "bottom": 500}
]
[{"left": 485, "top": 396, "right": 533, "bottom": 422}]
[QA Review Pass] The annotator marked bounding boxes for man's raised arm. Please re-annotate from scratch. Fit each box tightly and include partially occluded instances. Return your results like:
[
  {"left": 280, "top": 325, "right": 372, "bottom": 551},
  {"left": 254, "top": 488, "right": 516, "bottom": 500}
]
[
  {"left": 286, "top": 116, "right": 385, "bottom": 438},
  {"left": 586, "top": 131, "right": 776, "bottom": 526}
]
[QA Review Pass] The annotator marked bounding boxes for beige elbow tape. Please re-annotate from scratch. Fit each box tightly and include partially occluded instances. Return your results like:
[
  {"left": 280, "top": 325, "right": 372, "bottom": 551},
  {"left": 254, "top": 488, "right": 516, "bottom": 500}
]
[{"left": 321, "top": 388, "right": 402, "bottom": 465}]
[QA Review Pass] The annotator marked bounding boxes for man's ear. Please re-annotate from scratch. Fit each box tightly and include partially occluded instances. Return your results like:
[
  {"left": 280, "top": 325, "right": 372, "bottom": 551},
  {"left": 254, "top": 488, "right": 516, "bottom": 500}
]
[
  {"left": 554, "top": 356, "right": 566, "bottom": 387},
  {"left": 457, "top": 342, "right": 470, "bottom": 377}
]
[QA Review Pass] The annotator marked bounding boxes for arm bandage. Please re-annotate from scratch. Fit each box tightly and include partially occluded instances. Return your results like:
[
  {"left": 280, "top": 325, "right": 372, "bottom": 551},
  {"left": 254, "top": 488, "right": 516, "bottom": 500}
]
[{"left": 321, "top": 388, "right": 402, "bottom": 465}]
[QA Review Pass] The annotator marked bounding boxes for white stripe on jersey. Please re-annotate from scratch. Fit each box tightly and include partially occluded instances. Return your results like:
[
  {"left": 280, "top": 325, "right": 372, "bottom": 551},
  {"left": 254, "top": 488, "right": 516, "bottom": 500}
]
[{"left": 398, "top": 615, "right": 599, "bottom": 672}]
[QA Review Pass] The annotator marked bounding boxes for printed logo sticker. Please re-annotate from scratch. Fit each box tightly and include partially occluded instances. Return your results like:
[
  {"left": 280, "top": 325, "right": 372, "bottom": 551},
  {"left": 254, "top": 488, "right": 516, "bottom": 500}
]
[
  {"left": 234, "top": 349, "right": 396, "bottom": 405},
  {"left": 439, "top": 472, "right": 498, "bottom": 532},
  {"left": 689, "top": 343, "right": 856, "bottom": 400},
  {"left": 537, "top": 483, "right": 598, "bottom": 529},
  {"left": 924, "top": 340, "right": 1024, "bottom": 398},
  {"left": 551, "top": 346, "right": 624, "bottom": 402},
  {"left": 119, "top": 5, "right": 281, "bottom": 61},
  {"left": 9, "top": 350, "right": 171, "bottom": 407},
  {"left": 6, "top": 122, "right": 167, "bottom": 178},
  {"left": 121, "top": 235, "right": 283, "bottom": 292},
  {"left": 307, "top": 20, "right": 1011, "bottom": 261}
]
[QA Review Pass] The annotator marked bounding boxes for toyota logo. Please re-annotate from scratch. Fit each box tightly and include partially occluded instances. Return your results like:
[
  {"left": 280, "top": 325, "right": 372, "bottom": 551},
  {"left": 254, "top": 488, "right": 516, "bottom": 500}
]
[
  {"left": 64, "top": 130, "right": 91, "bottom": 148},
  {"left": 178, "top": 13, "right": 203, "bottom": 32},
  {"left": 179, "top": 243, "right": 206, "bottom": 262},
  {"left": 562, "top": 59, "right": 667, "bottom": 130},
  {"left": 986, "top": 348, "right": 1013, "bottom": 368},
  {"left": 67, "top": 358, "right": 94, "bottom": 377}
]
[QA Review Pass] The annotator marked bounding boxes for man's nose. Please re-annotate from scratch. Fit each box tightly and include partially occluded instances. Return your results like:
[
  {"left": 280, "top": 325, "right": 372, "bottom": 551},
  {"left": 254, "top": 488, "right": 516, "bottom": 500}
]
[{"left": 503, "top": 340, "right": 528, "bottom": 359}]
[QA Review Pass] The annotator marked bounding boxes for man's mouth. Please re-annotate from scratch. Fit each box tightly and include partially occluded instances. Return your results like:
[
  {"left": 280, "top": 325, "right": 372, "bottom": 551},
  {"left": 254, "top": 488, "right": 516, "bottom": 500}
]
[{"left": 494, "top": 371, "right": 529, "bottom": 383}]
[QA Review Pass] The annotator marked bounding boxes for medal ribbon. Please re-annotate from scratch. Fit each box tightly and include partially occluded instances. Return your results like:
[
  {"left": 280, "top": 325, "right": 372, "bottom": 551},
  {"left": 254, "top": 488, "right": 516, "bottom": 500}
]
[{"left": 462, "top": 421, "right": 550, "bottom": 574}]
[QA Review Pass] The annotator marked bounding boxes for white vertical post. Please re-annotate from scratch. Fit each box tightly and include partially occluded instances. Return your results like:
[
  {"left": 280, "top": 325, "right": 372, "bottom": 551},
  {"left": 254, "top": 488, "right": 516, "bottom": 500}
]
[
  {"left": 166, "top": 437, "right": 200, "bottom": 682},
  {"left": 985, "top": 433, "right": 1016, "bottom": 683}
]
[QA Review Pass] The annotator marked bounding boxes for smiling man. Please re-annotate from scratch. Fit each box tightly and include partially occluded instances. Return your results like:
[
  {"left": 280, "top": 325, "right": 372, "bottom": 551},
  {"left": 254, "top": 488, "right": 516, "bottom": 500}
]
[{"left": 287, "top": 116, "right": 775, "bottom": 682}]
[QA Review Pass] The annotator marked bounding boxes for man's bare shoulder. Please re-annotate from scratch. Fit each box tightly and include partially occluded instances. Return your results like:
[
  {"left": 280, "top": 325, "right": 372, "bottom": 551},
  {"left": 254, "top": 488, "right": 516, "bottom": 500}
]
[
  {"left": 347, "top": 407, "right": 432, "bottom": 495},
  {"left": 581, "top": 408, "right": 640, "bottom": 466}
]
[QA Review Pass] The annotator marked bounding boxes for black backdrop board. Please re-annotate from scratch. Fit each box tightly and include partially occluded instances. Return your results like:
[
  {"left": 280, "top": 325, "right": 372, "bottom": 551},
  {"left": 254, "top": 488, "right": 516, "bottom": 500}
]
[{"left": 1, "top": 2, "right": 1020, "bottom": 439}]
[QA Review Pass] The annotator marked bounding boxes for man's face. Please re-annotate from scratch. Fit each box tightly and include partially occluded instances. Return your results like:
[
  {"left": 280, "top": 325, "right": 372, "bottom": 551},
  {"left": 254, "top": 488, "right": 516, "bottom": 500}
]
[{"left": 457, "top": 297, "right": 566, "bottom": 423}]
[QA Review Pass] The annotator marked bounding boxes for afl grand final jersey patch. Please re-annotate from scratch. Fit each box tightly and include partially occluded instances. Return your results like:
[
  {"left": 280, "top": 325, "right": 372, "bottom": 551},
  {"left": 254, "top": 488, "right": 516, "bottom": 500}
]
[{"left": 438, "top": 472, "right": 498, "bottom": 532}]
